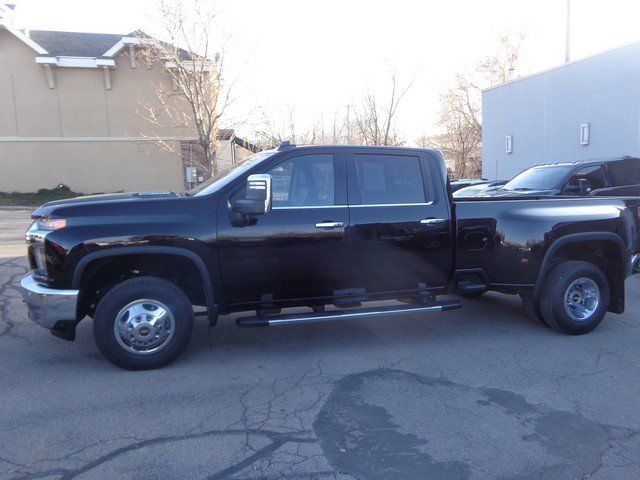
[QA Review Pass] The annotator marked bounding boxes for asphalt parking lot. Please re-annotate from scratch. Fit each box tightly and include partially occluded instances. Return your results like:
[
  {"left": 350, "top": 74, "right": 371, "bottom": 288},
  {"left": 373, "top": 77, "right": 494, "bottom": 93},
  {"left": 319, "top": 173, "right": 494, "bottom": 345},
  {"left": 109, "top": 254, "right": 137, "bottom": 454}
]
[{"left": 1, "top": 207, "right": 640, "bottom": 480}]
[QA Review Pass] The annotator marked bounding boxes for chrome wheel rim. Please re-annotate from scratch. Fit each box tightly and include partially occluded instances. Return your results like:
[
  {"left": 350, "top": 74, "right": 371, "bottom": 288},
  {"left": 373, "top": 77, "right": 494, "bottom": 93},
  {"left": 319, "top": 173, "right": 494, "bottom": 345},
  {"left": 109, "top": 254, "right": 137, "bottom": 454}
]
[
  {"left": 114, "top": 299, "right": 175, "bottom": 355},
  {"left": 564, "top": 277, "right": 600, "bottom": 321}
]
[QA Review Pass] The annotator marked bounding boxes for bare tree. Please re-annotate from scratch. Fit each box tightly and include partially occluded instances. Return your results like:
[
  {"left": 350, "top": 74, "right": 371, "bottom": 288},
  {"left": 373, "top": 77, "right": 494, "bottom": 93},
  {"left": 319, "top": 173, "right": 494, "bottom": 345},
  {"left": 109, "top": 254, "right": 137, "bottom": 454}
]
[
  {"left": 477, "top": 32, "right": 525, "bottom": 85},
  {"left": 427, "top": 33, "right": 524, "bottom": 179},
  {"left": 251, "top": 67, "right": 415, "bottom": 148},
  {"left": 253, "top": 107, "right": 320, "bottom": 149},
  {"left": 136, "top": 0, "right": 234, "bottom": 176},
  {"left": 351, "top": 67, "right": 415, "bottom": 146}
]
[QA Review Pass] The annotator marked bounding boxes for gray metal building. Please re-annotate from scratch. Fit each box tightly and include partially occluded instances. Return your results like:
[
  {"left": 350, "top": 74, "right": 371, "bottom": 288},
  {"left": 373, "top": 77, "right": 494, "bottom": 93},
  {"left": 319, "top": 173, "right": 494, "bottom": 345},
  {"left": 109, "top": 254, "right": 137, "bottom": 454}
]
[{"left": 482, "top": 41, "right": 640, "bottom": 181}]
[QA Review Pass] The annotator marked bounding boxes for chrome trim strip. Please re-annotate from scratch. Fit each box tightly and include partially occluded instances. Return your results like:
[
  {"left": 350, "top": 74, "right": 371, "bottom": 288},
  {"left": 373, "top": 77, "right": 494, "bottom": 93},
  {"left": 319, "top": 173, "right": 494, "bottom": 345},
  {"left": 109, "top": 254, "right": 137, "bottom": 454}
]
[
  {"left": 20, "top": 274, "right": 79, "bottom": 329},
  {"left": 350, "top": 201, "right": 434, "bottom": 207},
  {"left": 272, "top": 205, "right": 347, "bottom": 210},
  {"left": 268, "top": 305, "right": 444, "bottom": 326},
  {"left": 25, "top": 227, "right": 49, "bottom": 243},
  {"left": 272, "top": 202, "right": 435, "bottom": 210}
]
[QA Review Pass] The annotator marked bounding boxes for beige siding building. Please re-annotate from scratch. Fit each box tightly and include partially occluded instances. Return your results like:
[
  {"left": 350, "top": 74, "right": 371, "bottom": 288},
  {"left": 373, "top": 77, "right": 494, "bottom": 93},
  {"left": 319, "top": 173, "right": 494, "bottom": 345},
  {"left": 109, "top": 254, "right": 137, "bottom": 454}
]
[{"left": 0, "top": 6, "right": 256, "bottom": 194}]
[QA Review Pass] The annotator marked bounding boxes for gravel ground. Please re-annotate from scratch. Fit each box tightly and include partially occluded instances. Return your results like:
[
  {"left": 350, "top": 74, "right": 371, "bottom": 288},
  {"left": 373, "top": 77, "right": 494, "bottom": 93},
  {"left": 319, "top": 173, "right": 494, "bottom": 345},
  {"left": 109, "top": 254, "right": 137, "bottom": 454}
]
[{"left": 1, "top": 207, "right": 639, "bottom": 480}]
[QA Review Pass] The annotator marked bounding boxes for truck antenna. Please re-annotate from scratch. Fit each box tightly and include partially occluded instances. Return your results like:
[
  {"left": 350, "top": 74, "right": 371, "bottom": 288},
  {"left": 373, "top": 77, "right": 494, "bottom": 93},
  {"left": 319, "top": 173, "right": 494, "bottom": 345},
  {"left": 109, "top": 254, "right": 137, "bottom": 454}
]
[{"left": 277, "top": 140, "right": 296, "bottom": 151}]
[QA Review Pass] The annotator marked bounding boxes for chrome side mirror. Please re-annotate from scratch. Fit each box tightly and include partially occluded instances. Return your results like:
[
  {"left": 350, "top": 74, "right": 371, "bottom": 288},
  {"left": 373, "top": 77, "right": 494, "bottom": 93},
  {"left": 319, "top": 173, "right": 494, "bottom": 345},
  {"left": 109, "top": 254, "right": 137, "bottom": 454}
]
[{"left": 232, "top": 174, "right": 272, "bottom": 216}]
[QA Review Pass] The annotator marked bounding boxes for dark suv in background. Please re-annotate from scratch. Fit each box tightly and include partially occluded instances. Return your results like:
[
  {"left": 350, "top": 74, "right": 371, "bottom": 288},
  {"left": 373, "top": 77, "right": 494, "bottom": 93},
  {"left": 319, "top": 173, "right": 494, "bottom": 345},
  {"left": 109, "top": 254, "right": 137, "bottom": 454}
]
[{"left": 488, "top": 157, "right": 640, "bottom": 197}]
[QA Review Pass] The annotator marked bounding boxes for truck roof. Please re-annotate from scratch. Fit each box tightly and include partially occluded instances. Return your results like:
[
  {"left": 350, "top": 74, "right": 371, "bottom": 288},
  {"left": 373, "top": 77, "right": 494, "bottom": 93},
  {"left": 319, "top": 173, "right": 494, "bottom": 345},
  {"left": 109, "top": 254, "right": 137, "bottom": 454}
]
[
  {"left": 533, "top": 156, "right": 639, "bottom": 168},
  {"left": 273, "top": 141, "right": 440, "bottom": 156}
]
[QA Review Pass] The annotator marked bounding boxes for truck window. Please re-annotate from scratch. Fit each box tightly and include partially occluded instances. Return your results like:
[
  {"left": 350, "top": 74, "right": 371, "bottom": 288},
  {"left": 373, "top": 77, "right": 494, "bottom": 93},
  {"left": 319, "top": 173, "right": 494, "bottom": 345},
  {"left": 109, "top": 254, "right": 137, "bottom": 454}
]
[
  {"left": 268, "top": 154, "right": 334, "bottom": 207},
  {"left": 354, "top": 154, "right": 425, "bottom": 205},
  {"left": 607, "top": 160, "right": 640, "bottom": 187},
  {"left": 564, "top": 165, "right": 606, "bottom": 194}
]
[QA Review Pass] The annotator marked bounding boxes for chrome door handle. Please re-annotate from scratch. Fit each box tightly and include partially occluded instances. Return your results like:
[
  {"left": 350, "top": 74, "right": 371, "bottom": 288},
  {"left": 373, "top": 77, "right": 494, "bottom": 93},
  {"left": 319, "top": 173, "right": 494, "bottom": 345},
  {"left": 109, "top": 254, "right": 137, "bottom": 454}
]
[
  {"left": 315, "top": 221, "right": 344, "bottom": 229},
  {"left": 420, "top": 218, "right": 446, "bottom": 225}
]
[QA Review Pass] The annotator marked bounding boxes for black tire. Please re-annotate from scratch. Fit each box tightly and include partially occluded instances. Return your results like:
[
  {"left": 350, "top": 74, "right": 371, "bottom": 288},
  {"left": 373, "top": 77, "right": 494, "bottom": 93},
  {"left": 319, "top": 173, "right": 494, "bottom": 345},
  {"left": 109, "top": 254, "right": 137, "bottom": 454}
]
[
  {"left": 539, "top": 261, "right": 610, "bottom": 335},
  {"left": 520, "top": 293, "right": 548, "bottom": 326},
  {"left": 461, "top": 291, "right": 486, "bottom": 298},
  {"left": 93, "top": 276, "right": 194, "bottom": 370}
]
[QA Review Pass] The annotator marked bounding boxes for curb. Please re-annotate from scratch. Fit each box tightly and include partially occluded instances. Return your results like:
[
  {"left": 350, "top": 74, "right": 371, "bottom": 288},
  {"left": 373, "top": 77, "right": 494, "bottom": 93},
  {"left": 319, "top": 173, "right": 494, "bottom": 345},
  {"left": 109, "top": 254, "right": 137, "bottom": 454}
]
[{"left": 0, "top": 206, "right": 35, "bottom": 211}]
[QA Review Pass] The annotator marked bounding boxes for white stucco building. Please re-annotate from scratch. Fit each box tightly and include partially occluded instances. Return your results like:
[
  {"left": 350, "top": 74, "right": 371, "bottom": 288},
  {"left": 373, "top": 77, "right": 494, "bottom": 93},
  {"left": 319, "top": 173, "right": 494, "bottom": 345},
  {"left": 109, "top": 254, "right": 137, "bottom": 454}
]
[{"left": 482, "top": 41, "right": 640, "bottom": 181}]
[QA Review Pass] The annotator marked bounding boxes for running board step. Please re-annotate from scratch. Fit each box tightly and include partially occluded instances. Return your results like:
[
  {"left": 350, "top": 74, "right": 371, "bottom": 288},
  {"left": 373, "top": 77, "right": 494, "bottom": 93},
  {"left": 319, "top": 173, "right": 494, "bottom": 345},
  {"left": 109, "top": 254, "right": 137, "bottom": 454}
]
[
  {"left": 456, "top": 282, "right": 487, "bottom": 294},
  {"left": 236, "top": 300, "right": 462, "bottom": 327}
]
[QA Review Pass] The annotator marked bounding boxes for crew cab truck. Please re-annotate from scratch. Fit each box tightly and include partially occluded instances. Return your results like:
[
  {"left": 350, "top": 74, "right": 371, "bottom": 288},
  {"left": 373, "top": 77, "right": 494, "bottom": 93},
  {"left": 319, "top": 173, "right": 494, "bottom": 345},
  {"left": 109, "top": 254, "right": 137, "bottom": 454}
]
[{"left": 20, "top": 143, "right": 640, "bottom": 369}]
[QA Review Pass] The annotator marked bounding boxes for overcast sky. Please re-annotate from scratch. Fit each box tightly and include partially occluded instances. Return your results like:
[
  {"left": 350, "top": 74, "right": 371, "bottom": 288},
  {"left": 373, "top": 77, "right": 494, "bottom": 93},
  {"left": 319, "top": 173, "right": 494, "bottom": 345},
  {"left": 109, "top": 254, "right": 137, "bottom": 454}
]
[{"left": 11, "top": 0, "right": 640, "bottom": 143}]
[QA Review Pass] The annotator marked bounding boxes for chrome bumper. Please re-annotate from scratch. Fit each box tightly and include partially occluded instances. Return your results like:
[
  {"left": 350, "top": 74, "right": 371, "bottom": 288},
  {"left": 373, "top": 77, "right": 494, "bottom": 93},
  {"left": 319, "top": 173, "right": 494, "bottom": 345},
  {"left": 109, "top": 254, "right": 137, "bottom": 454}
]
[{"left": 20, "top": 274, "right": 79, "bottom": 329}]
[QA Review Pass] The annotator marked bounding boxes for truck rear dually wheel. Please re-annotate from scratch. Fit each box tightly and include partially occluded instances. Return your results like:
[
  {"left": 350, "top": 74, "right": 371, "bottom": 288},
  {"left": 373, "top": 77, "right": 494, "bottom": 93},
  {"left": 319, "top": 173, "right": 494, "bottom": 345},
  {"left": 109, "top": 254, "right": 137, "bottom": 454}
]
[
  {"left": 539, "top": 261, "right": 609, "bottom": 335},
  {"left": 93, "top": 276, "right": 194, "bottom": 370},
  {"left": 520, "top": 293, "right": 548, "bottom": 326}
]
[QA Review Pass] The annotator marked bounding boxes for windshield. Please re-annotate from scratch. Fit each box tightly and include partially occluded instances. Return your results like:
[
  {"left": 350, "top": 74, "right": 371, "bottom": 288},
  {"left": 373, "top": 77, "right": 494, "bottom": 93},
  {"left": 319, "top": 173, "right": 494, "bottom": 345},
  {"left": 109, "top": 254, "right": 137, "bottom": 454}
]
[
  {"left": 502, "top": 166, "right": 573, "bottom": 191},
  {"left": 190, "top": 150, "right": 277, "bottom": 196}
]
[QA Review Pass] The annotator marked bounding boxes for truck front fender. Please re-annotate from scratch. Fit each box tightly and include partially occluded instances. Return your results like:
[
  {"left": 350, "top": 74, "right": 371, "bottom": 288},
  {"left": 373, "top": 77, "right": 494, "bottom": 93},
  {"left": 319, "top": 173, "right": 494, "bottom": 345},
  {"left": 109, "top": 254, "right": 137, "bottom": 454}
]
[{"left": 72, "top": 246, "right": 218, "bottom": 324}]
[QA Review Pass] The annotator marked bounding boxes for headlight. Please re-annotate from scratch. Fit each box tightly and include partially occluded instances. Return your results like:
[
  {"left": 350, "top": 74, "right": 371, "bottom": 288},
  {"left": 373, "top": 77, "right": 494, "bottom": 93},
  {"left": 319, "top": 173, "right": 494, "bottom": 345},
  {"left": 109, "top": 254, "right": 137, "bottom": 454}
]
[{"left": 35, "top": 218, "right": 66, "bottom": 230}]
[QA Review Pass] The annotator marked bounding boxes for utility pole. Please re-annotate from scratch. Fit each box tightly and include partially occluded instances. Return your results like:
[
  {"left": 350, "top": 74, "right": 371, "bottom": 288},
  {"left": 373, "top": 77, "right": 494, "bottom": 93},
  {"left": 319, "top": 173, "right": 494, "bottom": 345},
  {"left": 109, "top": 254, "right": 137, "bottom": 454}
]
[
  {"left": 346, "top": 104, "right": 351, "bottom": 143},
  {"left": 565, "top": 0, "right": 571, "bottom": 62}
]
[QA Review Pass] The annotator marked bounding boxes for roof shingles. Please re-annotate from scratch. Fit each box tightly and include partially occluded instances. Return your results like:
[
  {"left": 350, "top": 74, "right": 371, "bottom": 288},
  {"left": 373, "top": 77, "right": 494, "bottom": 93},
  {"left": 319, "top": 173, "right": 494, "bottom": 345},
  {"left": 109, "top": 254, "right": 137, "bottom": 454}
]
[{"left": 28, "top": 30, "right": 126, "bottom": 57}]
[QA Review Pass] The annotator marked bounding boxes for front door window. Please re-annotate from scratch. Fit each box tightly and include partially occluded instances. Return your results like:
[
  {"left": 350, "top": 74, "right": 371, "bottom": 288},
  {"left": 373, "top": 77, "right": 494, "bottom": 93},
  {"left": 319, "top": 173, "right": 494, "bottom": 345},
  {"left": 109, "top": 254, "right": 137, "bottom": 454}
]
[{"left": 268, "top": 154, "right": 335, "bottom": 207}]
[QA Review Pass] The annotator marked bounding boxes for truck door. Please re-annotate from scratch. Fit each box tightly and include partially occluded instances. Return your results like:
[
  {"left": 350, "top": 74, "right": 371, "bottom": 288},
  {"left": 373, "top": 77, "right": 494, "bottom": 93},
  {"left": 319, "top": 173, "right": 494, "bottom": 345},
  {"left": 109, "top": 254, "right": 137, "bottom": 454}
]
[
  {"left": 346, "top": 151, "right": 452, "bottom": 295},
  {"left": 216, "top": 151, "right": 349, "bottom": 306}
]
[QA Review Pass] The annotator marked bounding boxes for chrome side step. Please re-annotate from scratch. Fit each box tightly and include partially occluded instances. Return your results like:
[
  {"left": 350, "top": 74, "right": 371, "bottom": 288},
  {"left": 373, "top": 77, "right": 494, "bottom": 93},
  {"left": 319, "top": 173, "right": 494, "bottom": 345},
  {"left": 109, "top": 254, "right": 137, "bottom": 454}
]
[{"left": 236, "top": 300, "right": 462, "bottom": 327}]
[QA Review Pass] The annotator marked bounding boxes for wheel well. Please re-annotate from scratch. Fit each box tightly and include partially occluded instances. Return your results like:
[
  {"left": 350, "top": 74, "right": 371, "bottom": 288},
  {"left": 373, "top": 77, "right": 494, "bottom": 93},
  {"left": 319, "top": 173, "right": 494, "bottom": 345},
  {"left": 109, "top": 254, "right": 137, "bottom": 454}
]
[
  {"left": 542, "top": 240, "right": 625, "bottom": 313},
  {"left": 76, "top": 253, "right": 207, "bottom": 320}
]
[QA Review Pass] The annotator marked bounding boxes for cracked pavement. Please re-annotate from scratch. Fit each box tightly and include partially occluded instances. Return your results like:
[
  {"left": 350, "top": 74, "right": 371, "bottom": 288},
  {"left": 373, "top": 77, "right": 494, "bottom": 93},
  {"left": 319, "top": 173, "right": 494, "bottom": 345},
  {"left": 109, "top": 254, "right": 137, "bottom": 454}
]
[{"left": 1, "top": 207, "right": 640, "bottom": 479}]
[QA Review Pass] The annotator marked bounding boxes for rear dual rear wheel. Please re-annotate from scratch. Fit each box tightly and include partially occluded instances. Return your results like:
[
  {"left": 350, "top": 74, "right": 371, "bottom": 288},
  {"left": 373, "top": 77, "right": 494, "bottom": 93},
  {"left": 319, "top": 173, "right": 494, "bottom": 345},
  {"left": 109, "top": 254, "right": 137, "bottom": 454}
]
[{"left": 523, "top": 260, "right": 609, "bottom": 335}]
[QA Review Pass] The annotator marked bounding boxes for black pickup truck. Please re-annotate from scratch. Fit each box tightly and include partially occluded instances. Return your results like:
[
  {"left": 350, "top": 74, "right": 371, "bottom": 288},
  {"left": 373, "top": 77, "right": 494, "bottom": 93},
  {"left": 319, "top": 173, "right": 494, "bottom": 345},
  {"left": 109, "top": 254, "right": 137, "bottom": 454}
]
[{"left": 20, "top": 143, "right": 640, "bottom": 369}]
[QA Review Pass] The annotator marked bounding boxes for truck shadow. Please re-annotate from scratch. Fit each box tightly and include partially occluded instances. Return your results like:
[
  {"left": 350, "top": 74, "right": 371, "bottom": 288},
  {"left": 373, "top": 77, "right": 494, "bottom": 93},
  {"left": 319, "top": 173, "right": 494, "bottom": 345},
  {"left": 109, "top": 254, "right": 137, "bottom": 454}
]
[
  {"left": 0, "top": 255, "right": 585, "bottom": 370},
  {"left": 184, "top": 291, "right": 551, "bottom": 361}
]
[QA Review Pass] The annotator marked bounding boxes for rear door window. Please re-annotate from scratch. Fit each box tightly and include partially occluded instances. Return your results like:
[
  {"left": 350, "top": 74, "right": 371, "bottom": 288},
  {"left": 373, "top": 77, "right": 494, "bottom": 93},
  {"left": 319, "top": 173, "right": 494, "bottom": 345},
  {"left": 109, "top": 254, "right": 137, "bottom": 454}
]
[
  {"left": 354, "top": 154, "right": 425, "bottom": 205},
  {"left": 607, "top": 160, "right": 640, "bottom": 187}
]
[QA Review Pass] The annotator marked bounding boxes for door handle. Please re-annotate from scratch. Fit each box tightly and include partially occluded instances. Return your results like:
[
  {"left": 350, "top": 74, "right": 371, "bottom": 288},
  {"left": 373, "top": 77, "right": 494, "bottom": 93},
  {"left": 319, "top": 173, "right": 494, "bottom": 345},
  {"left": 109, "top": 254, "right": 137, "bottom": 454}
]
[
  {"left": 315, "top": 221, "right": 344, "bottom": 229},
  {"left": 420, "top": 218, "right": 446, "bottom": 225}
]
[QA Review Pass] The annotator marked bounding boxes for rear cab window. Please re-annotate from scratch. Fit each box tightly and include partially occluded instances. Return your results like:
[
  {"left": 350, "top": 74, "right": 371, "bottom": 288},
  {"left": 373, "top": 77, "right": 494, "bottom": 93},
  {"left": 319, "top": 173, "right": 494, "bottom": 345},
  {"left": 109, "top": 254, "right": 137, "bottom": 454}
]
[
  {"left": 607, "top": 160, "right": 640, "bottom": 187},
  {"left": 352, "top": 154, "right": 428, "bottom": 205}
]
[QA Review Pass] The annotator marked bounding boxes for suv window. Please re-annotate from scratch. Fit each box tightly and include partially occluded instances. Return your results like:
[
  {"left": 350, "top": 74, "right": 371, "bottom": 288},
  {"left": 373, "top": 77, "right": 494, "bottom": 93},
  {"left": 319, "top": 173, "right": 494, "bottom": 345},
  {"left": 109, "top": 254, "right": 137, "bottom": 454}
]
[
  {"left": 564, "top": 165, "right": 606, "bottom": 194},
  {"left": 607, "top": 160, "right": 640, "bottom": 187},
  {"left": 354, "top": 154, "right": 425, "bottom": 205},
  {"left": 268, "top": 154, "right": 334, "bottom": 207}
]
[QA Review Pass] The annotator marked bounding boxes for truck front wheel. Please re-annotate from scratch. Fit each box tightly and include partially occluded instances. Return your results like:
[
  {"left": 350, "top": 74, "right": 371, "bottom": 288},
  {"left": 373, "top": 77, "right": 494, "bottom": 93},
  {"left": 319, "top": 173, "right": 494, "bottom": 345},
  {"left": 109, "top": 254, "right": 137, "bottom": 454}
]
[
  {"left": 93, "top": 276, "right": 194, "bottom": 370},
  {"left": 539, "top": 261, "right": 610, "bottom": 335}
]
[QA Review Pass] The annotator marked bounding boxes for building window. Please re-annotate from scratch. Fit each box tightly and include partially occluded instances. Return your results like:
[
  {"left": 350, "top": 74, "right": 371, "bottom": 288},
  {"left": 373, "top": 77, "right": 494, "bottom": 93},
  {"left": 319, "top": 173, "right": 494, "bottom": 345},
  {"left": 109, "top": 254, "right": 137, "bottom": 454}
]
[
  {"left": 505, "top": 135, "right": 513, "bottom": 154},
  {"left": 580, "top": 123, "right": 590, "bottom": 146}
]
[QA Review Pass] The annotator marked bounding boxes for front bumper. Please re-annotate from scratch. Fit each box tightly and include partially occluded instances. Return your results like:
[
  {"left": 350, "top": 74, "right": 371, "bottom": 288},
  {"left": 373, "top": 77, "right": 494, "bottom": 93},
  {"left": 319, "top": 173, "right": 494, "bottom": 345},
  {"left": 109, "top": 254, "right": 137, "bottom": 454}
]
[{"left": 20, "top": 274, "right": 79, "bottom": 329}]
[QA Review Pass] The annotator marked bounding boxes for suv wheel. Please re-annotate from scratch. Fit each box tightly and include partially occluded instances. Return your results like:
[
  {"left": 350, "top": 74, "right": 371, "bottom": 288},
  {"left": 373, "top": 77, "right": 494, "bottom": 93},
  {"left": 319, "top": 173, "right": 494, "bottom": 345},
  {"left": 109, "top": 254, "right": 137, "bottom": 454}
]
[
  {"left": 539, "top": 261, "right": 609, "bottom": 335},
  {"left": 93, "top": 276, "right": 194, "bottom": 370}
]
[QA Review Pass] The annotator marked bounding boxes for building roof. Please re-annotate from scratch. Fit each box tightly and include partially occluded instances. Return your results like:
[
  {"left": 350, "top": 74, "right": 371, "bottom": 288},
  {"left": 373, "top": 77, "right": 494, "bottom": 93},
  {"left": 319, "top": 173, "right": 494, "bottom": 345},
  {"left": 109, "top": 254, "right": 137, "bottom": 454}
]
[
  {"left": 483, "top": 40, "right": 640, "bottom": 93},
  {"left": 0, "top": 25, "right": 197, "bottom": 64},
  {"left": 28, "top": 30, "right": 126, "bottom": 57}
]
